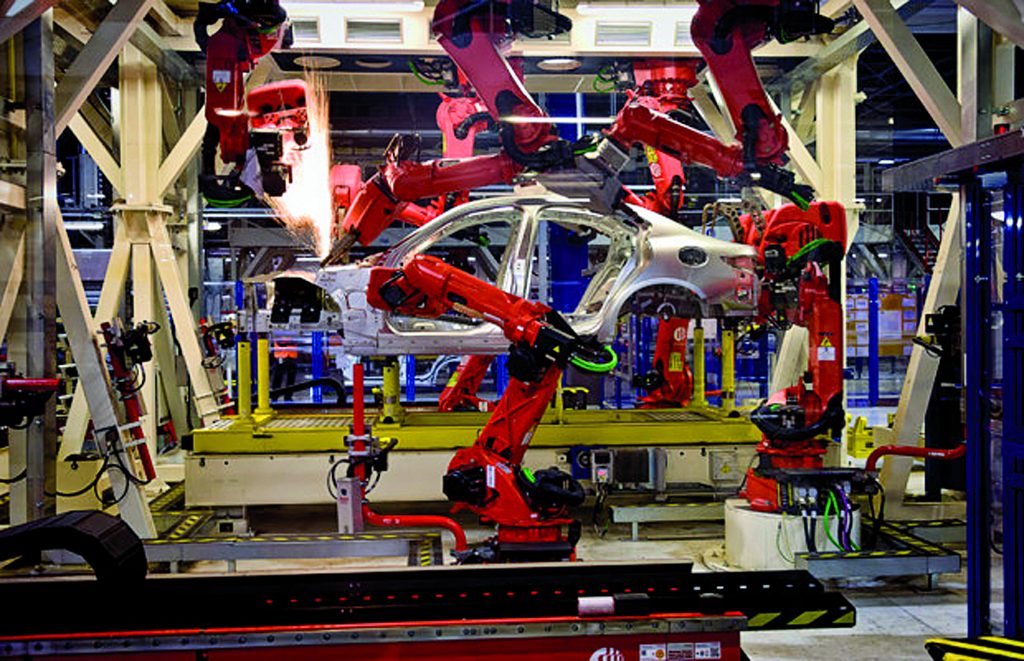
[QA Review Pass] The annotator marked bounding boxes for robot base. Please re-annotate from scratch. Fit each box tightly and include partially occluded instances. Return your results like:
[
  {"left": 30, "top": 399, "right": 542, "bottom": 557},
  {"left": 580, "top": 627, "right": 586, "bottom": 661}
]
[{"left": 724, "top": 498, "right": 861, "bottom": 571}]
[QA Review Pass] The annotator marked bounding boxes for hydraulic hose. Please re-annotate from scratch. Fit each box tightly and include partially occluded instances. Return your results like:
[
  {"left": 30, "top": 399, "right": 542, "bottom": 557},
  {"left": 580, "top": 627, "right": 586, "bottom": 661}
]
[
  {"left": 865, "top": 442, "right": 966, "bottom": 474},
  {"left": 362, "top": 506, "right": 468, "bottom": 551}
]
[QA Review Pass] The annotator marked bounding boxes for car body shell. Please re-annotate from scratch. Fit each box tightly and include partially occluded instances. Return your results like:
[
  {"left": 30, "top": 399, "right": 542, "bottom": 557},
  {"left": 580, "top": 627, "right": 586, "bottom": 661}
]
[{"left": 270, "top": 190, "right": 758, "bottom": 356}]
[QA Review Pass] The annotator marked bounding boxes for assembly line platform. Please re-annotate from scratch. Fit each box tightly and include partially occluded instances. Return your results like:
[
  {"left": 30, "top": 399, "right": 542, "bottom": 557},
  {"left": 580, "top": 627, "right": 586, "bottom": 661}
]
[{"left": 190, "top": 405, "right": 761, "bottom": 454}]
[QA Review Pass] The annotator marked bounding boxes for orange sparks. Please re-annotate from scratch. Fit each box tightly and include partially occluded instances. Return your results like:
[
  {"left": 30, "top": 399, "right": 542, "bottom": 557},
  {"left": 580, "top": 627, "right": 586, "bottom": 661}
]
[{"left": 266, "top": 73, "right": 334, "bottom": 258}]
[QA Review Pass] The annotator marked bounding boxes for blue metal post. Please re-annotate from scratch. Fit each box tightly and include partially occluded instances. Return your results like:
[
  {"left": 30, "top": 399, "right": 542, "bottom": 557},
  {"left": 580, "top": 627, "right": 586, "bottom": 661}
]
[
  {"left": 404, "top": 355, "right": 416, "bottom": 403},
  {"left": 494, "top": 354, "right": 508, "bottom": 398},
  {"left": 868, "top": 277, "right": 880, "bottom": 406},
  {"left": 233, "top": 281, "right": 245, "bottom": 400},
  {"left": 311, "top": 332, "right": 323, "bottom": 404},
  {"left": 1003, "top": 173, "right": 1024, "bottom": 637},
  {"left": 965, "top": 181, "right": 993, "bottom": 637}
]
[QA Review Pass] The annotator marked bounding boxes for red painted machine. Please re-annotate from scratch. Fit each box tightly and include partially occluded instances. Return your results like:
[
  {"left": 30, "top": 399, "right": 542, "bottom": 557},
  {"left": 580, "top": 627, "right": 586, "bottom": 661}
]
[
  {"left": 195, "top": 0, "right": 294, "bottom": 205},
  {"left": 0, "top": 372, "right": 60, "bottom": 430}
]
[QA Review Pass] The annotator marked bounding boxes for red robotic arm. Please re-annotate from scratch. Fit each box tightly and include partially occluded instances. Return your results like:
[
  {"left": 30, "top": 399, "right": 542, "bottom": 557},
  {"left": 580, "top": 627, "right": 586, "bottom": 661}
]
[
  {"left": 603, "top": 0, "right": 833, "bottom": 208},
  {"left": 739, "top": 200, "right": 849, "bottom": 512},
  {"left": 366, "top": 254, "right": 612, "bottom": 561},
  {"left": 325, "top": 0, "right": 576, "bottom": 264},
  {"left": 196, "top": 0, "right": 290, "bottom": 204}
]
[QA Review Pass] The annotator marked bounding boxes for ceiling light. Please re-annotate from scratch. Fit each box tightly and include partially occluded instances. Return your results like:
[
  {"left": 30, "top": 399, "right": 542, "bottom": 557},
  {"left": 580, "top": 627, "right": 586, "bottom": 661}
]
[
  {"left": 63, "top": 221, "right": 104, "bottom": 231},
  {"left": 284, "top": 1, "right": 423, "bottom": 11},
  {"left": 537, "top": 58, "right": 582, "bottom": 72},
  {"left": 576, "top": 2, "right": 697, "bottom": 16},
  {"left": 294, "top": 55, "right": 341, "bottom": 70},
  {"left": 355, "top": 57, "right": 392, "bottom": 69},
  {"left": 203, "top": 222, "right": 223, "bottom": 232}
]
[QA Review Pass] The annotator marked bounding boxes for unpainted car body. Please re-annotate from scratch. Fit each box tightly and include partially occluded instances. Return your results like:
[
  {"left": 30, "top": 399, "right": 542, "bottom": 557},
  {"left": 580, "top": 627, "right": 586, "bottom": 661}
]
[{"left": 270, "top": 190, "right": 758, "bottom": 356}]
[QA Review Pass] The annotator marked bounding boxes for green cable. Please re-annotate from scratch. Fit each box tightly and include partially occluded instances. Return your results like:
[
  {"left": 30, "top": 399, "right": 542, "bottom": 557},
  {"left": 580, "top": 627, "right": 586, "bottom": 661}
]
[
  {"left": 408, "top": 60, "right": 444, "bottom": 86},
  {"left": 569, "top": 346, "right": 618, "bottom": 373},
  {"left": 786, "top": 238, "right": 832, "bottom": 266},
  {"left": 203, "top": 194, "right": 252, "bottom": 208},
  {"left": 824, "top": 491, "right": 844, "bottom": 551},
  {"left": 790, "top": 190, "right": 810, "bottom": 211}
]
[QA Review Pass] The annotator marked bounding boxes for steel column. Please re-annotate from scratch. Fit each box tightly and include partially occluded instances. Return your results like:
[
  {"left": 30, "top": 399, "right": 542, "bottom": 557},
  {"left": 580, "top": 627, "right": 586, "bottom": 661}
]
[
  {"left": 964, "top": 179, "right": 993, "bottom": 636},
  {"left": 1002, "top": 169, "right": 1024, "bottom": 637},
  {"left": 21, "top": 12, "right": 58, "bottom": 522}
]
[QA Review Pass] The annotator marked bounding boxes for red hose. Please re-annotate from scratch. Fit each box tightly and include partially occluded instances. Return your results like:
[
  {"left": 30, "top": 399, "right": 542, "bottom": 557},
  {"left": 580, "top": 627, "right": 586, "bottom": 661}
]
[
  {"left": 866, "top": 443, "right": 966, "bottom": 473},
  {"left": 362, "top": 505, "right": 468, "bottom": 551}
]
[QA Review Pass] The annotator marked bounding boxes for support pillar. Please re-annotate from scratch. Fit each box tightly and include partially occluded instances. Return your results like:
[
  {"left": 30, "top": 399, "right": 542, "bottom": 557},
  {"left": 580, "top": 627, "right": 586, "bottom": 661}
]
[
  {"left": 255, "top": 335, "right": 272, "bottom": 417},
  {"left": 721, "top": 327, "right": 735, "bottom": 412},
  {"left": 18, "top": 12, "right": 58, "bottom": 523}
]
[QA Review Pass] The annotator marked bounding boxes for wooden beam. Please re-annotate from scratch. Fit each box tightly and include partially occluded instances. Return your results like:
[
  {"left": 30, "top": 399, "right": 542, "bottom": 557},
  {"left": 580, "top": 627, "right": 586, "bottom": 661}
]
[
  {"left": 147, "top": 0, "right": 186, "bottom": 36},
  {"left": 878, "top": 201, "right": 963, "bottom": 508},
  {"left": 54, "top": 0, "right": 156, "bottom": 135},
  {"left": 689, "top": 82, "right": 735, "bottom": 141},
  {"left": 852, "top": 0, "right": 963, "bottom": 146},
  {"left": 68, "top": 112, "right": 123, "bottom": 194},
  {"left": 0, "top": 179, "right": 26, "bottom": 210},
  {"left": 792, "top": 79, "right": 820, "bottom": 144},
  {"left": 766, "top": 0, "right": 929, "bottom": 95},
  {"left": 157, "top": 109, "right": 205, "bottom": 198},
  {"left": 0, "top": 231, "right": 24, "bottom": 342},
  {"left": 53, "top": 3, "right": 197, "bottom": 84},
  {"left": 0, "top": 0, "right": 61, "bottom": 46},
  {"left": 953, "top": 0, "right": 1024, "bottom": 49}
]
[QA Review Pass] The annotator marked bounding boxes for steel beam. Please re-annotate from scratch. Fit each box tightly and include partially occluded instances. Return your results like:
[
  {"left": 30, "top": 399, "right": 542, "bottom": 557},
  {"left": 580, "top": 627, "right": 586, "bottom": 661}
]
[
  {"left": 21, "top": 11, "right": 58, "bottom": 522},
  {"left": 0, "top": 0, "right": 61, "bottom": 46},
  {"left": 67, "top": 112, "right": 122, "bottom": 193},
  {"left": 766, "top": 0, "right": 930, "bottom": 96},
  {"left": 852, "top": 0, "right": 963, "bottom": 146},
  {"left": 0, "top": 227, "right": 24, "bottom": 343},
  {"left": 953, "top": 0, "right": 1024, "bottom": 49},
  {"left": 881, "top": 130, "right": 1024, "bottom": 191},
  {"left": 157, "top": 110, "right": 205, "bottom": 198},
  {"left": 54, "top": 0, "right": 156, "bottom": 135}
]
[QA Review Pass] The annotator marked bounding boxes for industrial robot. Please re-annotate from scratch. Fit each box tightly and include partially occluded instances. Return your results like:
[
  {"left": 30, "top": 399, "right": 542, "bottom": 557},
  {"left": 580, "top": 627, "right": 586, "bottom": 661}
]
[{"left": 194, "top": 0, "right": 304, "bottom": 205}]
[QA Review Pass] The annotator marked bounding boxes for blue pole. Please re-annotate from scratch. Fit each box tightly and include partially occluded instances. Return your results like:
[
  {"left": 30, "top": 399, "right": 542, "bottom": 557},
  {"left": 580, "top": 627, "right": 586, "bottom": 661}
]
[
  {"left": 311, "top": 332, "right": 323, "bottom": 404},
  {"left": 965, "top": 181, "right": 993, "bottom": 637},
  {"left": 404, "top": 355, "right": 416, "bottom": 403},
  {"left": 1002, "top": 174, "right": 1024, "bottom": 637},
  {"left": 495, "top": 354, "right": 508, "bottom": 397},
  {"left": 868, "top": 277, "right": 880, "bottom": 406},
  {"left": 234, "top": 281, "right": 244, "bottom": 401}
]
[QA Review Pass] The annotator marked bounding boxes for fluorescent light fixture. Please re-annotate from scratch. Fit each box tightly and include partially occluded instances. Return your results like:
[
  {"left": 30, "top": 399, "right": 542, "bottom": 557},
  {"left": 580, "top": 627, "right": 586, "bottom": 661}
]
[
  {"left": 63, "top": 221, "right": 105, "bottom": 231},
  {"left": 284, "top": 1, "right": 423, "bottom": 11},
  {"left": 294, "top": 55, "right": 341, "bottom": 70},
  {"left": 537, "top": 58, "right": 582, "bottom": 72},
  {"left": 877, "top": 158, "right": 895, "bottom": 166},
  {"left": 501, "top": 116, "right": 615, "bottom": 125},
  {"left": 576, "top": 2, "right": 697, "bottom": 16},
  {"left": 204, "top": 222, "right": 223, "bottom": 231}
]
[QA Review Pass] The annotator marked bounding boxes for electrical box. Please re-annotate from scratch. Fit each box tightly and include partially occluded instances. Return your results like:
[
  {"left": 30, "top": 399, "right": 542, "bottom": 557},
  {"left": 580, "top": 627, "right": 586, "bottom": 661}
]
[
  {"left": 588, "top": 448, "right": 666, "bottom": 491},
  {"left": 709, "top": 450, "right": 742, "bottom": 486}
]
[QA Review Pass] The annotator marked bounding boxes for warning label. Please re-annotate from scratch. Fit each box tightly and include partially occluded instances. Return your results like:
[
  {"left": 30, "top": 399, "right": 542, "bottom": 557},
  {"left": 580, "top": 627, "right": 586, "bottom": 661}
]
[
  {"left": 212, "top": 69, "right": 231, "bottom": 92},
  {"left": 639, "top": 644, "right": 666, "bottom": 660},
  {"left": 667, "top": 642, "right": 695, "bottom": 660},
  {"left": 669, "top": 352, "right": 684, "bottom": 372},
  {"left": 694, "top": 641, "right": 721, "bottom": 659},
  {"left": 817, "top": 336, "right": 837, "bottom": 362}
]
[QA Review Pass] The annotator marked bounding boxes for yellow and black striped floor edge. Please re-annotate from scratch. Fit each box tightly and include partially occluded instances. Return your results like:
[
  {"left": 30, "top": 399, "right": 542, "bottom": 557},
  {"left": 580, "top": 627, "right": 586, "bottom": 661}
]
[{"left": 926, "top": 636, "right": 1024, "bottom": 660}]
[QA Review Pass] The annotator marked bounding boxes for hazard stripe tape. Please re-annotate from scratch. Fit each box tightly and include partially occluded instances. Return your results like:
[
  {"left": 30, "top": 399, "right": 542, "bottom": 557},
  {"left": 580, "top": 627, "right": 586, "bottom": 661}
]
[
  {"left": 787, "top": 610, "right": 827, "bottom": 626},
  {"left": 746, "top": 613, "right": 780, "bottom": 628},
  {"left": 926, "top": 638, "right": 1024, "bottom": 660}
]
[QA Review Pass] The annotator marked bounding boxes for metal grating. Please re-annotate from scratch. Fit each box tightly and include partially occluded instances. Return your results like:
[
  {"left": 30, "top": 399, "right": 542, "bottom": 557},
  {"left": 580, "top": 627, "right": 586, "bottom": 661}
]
[
  {"left": 346, "top": 18, "right": 403, "bottom": 43},
  {"left": 262, "top": 416, "right": 351, "bottom": 429},
  {"left": 594, "top": 21, "right": 651, "bottom": 46},
  {"left": 641, "top": 410, "right": 710, "bottom": 423}
]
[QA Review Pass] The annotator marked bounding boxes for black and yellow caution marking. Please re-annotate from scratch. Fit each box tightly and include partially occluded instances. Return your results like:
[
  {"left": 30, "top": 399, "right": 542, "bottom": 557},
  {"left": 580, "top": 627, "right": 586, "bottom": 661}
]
[
  {"left": 149, "top": 482, "right": 186, "bottom": 513},
  {"left": 746, "top": 602, "right": 855, "bottom": 630},
  {"left": 925, "top": 636, "right": 1024, "bottom": 660}
]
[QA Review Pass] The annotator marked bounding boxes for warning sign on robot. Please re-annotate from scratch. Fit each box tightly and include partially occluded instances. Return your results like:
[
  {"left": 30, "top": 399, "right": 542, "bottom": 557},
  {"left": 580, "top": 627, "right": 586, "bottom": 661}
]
[{"left": 817, "top": 336, "right": 836, "bottom": 362}]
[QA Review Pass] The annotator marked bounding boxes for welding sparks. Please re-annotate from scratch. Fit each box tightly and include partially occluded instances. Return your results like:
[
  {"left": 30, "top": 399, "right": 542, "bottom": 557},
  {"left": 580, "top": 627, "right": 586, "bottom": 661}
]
[{"left": 266, "top": 73, "right": 334, "bottom": 258}]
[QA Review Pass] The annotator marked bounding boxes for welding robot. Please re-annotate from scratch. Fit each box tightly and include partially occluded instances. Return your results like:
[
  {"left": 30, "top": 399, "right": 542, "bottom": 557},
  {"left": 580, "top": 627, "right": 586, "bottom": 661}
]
[
  {"left": 195, "top": 0, "right": 307, "bottom": 206},
  {"left": 330, "top": 0, "right": 853, "bottom": 561}
]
